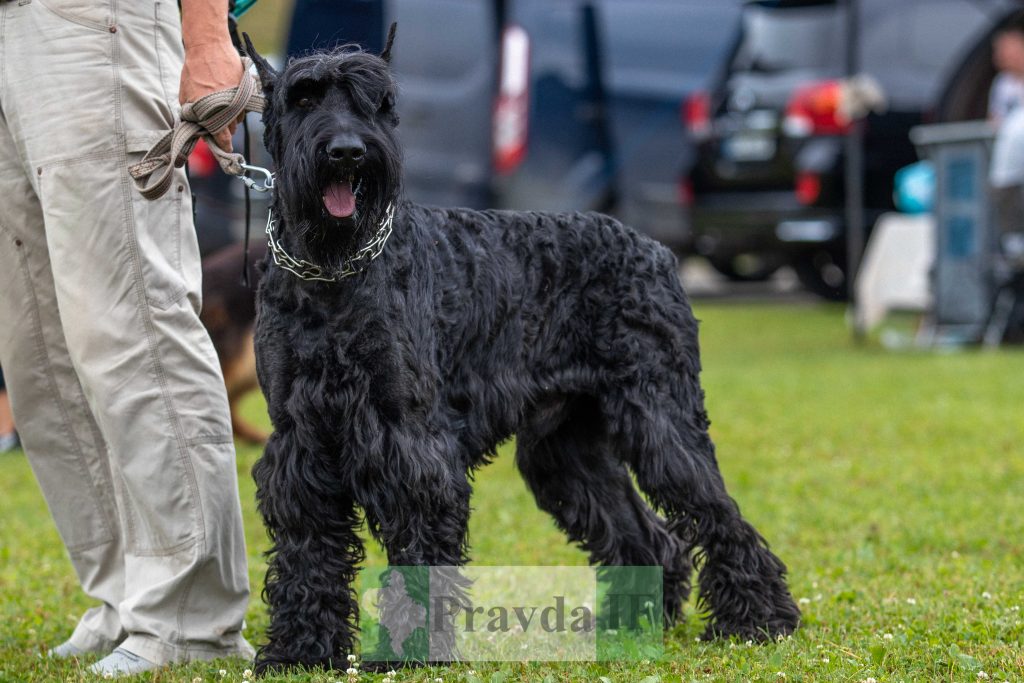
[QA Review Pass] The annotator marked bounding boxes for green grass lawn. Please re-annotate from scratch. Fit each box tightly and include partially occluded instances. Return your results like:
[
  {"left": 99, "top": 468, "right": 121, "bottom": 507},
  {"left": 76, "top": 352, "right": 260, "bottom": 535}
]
[{"left": 2, "top": 303, "right": 1023, "bottom": 682}]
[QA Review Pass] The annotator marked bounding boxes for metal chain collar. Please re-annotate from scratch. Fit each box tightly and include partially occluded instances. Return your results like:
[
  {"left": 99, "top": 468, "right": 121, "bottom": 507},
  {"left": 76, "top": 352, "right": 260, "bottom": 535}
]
[{"left": 265, "top": 203, "right": 395, "bottom": 283}]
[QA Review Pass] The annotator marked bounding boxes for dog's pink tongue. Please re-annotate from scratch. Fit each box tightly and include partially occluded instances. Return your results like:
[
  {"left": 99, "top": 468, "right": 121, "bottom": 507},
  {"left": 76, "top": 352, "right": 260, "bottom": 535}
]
[{"left": 323, "top": 180, "right": 356, "bottom": 218}]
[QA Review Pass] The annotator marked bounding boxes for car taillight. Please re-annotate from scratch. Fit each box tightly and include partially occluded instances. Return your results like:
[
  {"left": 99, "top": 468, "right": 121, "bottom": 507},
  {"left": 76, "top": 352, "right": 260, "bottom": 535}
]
[
  {"left": 795, "top": 171, "right": 821, "bottom": 206},
  {"left": 783, "top": 80, "right": 849, "bottom": 137},
  {"left": 682, "top": 90, "right": 711, "bottom": 139},
  {"left": 679, "top": 177, "right": 695, "bottom": 207},
  {"left": 493, "top": 25, "right": 530, "bottom": 175},
  {"left": 187, "top": 138, "right": 217, "bottom": 178}
]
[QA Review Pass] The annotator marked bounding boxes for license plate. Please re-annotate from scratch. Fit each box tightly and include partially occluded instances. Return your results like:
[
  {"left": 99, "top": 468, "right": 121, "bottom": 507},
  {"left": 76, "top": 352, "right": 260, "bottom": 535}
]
[{"left": 723, "top": 134, "right": 776, "bottom": 162}]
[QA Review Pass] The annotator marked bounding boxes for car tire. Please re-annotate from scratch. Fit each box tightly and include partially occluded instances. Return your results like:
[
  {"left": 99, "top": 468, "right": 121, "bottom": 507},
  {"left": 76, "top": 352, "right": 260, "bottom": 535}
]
[
  {"left": 708, "top": 253, "right": 785, "bottom": 282},
  {"left": 793, "top": 248, "right": 849, "bottom": 301}
]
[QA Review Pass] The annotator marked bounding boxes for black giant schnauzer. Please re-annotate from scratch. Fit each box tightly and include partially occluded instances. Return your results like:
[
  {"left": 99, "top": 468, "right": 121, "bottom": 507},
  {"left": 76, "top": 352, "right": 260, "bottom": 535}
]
[{"left": 243, "top": 30, "right": 800, "bottom": 675}]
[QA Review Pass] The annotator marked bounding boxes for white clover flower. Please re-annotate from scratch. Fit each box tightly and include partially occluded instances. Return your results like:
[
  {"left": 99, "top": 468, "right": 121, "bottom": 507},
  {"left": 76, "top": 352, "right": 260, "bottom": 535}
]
[
  {"left": 982, "top": 591, "right": 993, "bottom": 600},
  {"left": 906, "top": 598, "right": 917, "bottom": 605},
  {"left": 219, "top": 671, "right": 227, "bottom": 678},
  {"left": 244, "top": 670, "right": 253, "bottom": 678},
  {"left": 745, "top": 640, "right": 754, "bottom": 647},
  {"left": 192, "top": 678, "right": 202, "bottom": 683},
  {"left": 435, "top": 678, "right": 444, "bottom": 683},
  {"left": 861, "top": 678, "right": 877, "bottom": 683},
  {"left": 346, "top": 667, "right": 358, "bottom": 675},
  {"left": 798, "top": 597, "right": 811, "bottom": 605},
  {"left": 104, "top": 674, "right": 113, "bottom": 681},
  {"left": 347, "top": 654, "right": 357, "bottom": 663},
  {"left": 883, "top": 633, "right": 894, "bottom": 640},
  {"left": 977, "top": 672, "right": 990, "bottom": 680},
  {"left": 821, "top": 657, "right": 830, "bottom": 664},
  {"left": 389, "top": 671, "right": 398, "bottom": 677},
  {"left": 775, "top": 672, "right": 786, "bottom": 678}
]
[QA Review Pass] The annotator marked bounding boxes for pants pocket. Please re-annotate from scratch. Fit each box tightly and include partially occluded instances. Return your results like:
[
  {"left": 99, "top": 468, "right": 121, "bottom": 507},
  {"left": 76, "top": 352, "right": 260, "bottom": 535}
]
[
  {"left": 126, "top": 133, "right": 201, "bottom": 312},
  {"left": 36, "top": 0, "right": 113, "bottom": 32}
]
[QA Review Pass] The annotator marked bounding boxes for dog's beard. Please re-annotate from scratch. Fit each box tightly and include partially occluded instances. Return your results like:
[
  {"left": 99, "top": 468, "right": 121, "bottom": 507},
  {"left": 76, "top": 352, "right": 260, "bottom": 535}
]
[
  {"left": 275, "top": 142, "right": 400, "bottom": 269},
  {"left": 268, "top": 93, "right": 403, "bottom": 268}
]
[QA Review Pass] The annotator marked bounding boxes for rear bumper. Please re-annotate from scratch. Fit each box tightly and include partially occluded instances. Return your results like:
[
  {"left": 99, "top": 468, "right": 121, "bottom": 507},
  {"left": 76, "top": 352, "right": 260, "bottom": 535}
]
[
  {"left": 618, "top": 181, "right": 690, "bottom": 250},
  {"left": 691, "top": 190, "right": 842, "bottom": 257}
]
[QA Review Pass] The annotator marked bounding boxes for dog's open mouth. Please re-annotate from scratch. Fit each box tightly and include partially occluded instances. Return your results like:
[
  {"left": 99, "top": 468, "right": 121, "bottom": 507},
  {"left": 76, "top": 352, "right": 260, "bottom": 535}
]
[{"left": 323, "top": 176, "right": 360, "bottom": 219}]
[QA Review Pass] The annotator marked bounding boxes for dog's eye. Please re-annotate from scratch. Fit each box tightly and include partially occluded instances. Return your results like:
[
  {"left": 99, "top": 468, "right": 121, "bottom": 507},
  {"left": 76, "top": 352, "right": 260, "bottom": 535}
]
[{"left": 297, "top": 97, "right": 314, "bottom": 109}]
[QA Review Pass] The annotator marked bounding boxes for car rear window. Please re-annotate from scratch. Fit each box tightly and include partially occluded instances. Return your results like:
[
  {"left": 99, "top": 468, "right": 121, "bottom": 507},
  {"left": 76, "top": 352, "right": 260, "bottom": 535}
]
[
  {"left": 388, "top": 0, "right": 492, "bottom": 81},
  {"left": 598, "top": 0, "right": 742, "bottom": 95},
  {"left": 732, "top": 2, "right": 846, "bottom": 73}
]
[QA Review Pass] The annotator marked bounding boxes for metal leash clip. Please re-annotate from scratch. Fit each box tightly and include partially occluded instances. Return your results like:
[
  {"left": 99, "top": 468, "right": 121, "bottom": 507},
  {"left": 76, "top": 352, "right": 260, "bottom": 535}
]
[{"left": 238, "top": 163, "right": 275, "bottom": 193}]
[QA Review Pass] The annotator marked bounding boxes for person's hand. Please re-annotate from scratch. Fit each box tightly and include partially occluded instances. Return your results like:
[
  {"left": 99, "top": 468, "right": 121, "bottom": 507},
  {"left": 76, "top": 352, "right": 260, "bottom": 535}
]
[{"left": 180, "top": 40, "right": 244, "bottom": 152}]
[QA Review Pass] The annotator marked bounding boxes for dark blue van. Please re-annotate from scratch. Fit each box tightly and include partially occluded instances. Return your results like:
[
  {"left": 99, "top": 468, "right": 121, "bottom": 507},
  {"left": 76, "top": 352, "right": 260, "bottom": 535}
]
[{"left": 285, "top": 0, "right": 742, "bottom": 250}]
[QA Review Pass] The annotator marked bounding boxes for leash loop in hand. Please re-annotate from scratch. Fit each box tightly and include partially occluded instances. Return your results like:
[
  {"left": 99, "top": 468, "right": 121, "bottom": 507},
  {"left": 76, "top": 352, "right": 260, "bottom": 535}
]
[{"left": 128, "top": 57, "right": 266, "bottom": 200}]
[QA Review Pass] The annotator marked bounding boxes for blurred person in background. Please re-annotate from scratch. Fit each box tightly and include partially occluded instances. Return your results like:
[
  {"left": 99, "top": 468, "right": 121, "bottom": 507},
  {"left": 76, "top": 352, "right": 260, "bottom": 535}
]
[
  {"left": 990, "top": 13, "right": 1024, "bottom": 259},
  {"left": 990, "top": 15, "right": 1024, "bottom": 124},
  {"left": 0, "top": 367, "right": 17, "bottom": 452}
]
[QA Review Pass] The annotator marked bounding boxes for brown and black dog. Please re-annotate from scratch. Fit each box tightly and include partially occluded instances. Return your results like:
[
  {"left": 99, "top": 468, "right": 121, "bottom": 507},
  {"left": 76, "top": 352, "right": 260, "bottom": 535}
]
[{"left": 200, "top": 240, "right": 268, "bottom": 444}]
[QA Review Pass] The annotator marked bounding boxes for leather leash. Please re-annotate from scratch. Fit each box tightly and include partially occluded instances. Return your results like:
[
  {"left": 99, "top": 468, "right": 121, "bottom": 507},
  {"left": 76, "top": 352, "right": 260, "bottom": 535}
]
[{"left": 128, "top": 57, "right": 266, "bottom": 200}]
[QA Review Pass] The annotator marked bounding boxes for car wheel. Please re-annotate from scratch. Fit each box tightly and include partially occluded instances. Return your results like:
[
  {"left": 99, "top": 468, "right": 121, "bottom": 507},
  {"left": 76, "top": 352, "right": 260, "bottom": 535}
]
[
  {"left": 793, "top": 248, "right": 849, "bottom": 301},
  {"left": 708, "top": 253, "right": 785, "bottom": 282}
]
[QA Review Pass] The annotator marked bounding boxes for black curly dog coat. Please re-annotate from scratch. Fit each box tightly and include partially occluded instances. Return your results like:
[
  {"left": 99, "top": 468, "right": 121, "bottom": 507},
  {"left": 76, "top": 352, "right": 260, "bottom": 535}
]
[{"left": 243, "top": 31, "right": 799, "bottom": 674}]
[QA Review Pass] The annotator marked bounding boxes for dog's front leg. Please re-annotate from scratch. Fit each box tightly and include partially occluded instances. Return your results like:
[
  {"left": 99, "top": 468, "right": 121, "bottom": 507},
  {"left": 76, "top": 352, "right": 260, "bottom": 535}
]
[
  {"left": 252, "top": 430, "right": 365, "bottom": 675},
  {"left": 359, "top": 451, "right": 473, "bottom": 668}
]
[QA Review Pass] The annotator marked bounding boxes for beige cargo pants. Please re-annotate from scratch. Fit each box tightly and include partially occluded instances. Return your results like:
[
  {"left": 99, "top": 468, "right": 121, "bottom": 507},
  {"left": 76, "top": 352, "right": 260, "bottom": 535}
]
[{"left": 0, "top": 0, "right": 252, "bottom": 665}]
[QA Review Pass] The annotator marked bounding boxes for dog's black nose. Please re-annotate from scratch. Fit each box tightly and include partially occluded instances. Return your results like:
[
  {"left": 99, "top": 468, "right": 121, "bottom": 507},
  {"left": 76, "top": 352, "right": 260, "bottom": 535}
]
[{"left": 327, "top": 134, "right": 366, "bottom": 165}]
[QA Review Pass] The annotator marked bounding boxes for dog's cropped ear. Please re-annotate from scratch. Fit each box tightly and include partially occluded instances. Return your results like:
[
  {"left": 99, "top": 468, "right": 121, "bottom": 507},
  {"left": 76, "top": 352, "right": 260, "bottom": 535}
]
[
  {"left": 242, "top": 32, "right": 279, "bottom": 91},
  {"left": 380, "top": 22, "right": 398, "bottom": 63}
]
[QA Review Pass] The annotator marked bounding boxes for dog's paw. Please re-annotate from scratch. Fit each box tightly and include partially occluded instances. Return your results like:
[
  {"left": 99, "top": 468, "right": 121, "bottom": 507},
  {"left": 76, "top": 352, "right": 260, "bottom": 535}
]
[
  {"left": 252, "top": 657, "right": 293, "bottom": 678},
  {"left": 252, "top": 651, "right": 321, "bottom": 678},
  {"left": 359, "top": 657, "right": 425, "bottom": 673},
  {"left": 700, "top": 612, "right": 800, "bottom": 643}
]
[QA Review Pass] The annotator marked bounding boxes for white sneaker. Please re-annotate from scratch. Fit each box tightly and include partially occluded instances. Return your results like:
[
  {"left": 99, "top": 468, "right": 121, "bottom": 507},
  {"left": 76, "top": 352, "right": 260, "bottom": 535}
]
[
  {"left": 48, "top": 640, "right": 88, "bottom": 659},
  {"left": 48, "top": 638, "right": 115, "bottom": 659},
  {"left": 88, "top": 648, "right": 158, "bottom": 677},
  {"left": 0, "top": 431, "right": 18, "bottom": 453}
]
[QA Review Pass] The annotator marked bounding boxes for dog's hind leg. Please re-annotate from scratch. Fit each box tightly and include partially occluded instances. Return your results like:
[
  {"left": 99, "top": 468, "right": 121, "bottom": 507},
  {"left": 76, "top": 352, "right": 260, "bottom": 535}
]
[
  {"left": 252, "top": 431, "right": 366, "bottom": 675},
  {"left": 605, "top": 382, "right": 801, "bottom": 642},
  {"left": 516, "top": 396, "right": 692, "bottom": 624}
]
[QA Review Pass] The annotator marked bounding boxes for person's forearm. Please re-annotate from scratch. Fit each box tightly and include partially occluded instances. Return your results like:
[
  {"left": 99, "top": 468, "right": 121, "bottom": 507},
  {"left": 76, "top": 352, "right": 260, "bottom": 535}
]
[
  {"left": 180, "top": 0, "right": 231, "bottom": 50},
  {"left": 177, "top": 0, "right": 243, "bottom": 150}
]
